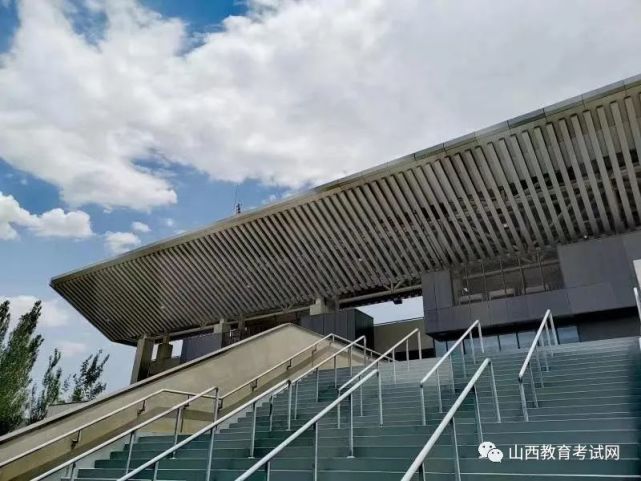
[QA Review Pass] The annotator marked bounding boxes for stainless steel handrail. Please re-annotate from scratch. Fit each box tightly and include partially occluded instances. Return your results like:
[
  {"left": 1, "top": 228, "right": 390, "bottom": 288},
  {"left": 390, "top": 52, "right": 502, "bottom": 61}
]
[
  {"left": 419, "top": 320, "right": 484, "bottom": 424},
  {"left": 0, "top": 387, "right": 213, "bottom": 469},
  {"left": 634, "top": 287, "right": 641, "bottom": 333},
  {"left": 235, "top": 369, "right": 380, "bottom": 481},
  {"left": 517, "top": 309, "right": 558, "bottom": 421},
  {"left": 288, "top": 335, "right": 368, "bottom": 428},
  {"left": 401, "top": 358, "right": 501, "bottom": 481},
  {"left": 33, "top": 385, "right": 220, "bottom": 481},
  {"left": 217, "top": 333, "right": 382, "bottom": 411},
  {"left": 115, "top": 378, "right": 291, "bottom": 481},
  {"left": 336, "top": 328, "right": 421, "bottom": 427}
]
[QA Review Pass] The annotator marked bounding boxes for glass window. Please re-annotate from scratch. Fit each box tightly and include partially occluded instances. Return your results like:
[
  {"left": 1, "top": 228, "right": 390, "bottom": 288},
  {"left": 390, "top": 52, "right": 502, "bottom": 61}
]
[
  {"left": 518, "top": 330, "right": 536, "bottom": 349},
  {"left": 435, "top": 340, "right": 447, "bottom": 357},
  {"left": 498, "top": 333, "right": 518, "bottom": 351},
  {"left": 557, "top": 325, "right": 579, "bottom": 344}
]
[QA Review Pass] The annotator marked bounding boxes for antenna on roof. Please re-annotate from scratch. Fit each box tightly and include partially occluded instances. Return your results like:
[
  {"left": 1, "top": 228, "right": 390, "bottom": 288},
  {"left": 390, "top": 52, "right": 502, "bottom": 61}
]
[{"left": 232, "top": 184, "right": 242, "bottom": 215}]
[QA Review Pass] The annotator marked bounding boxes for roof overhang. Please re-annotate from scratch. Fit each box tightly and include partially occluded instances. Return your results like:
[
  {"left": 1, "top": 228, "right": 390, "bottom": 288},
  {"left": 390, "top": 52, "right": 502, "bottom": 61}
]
[{"left": 51, "top": 75, "right": 641, "bottom": 343}]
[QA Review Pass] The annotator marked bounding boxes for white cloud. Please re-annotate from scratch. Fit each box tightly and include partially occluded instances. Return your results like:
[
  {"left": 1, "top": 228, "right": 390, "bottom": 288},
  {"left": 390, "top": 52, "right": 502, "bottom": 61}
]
[
  {"left": 131, "top": 221, "right": 150, "bottom": 233},
  {"left": 104, "top": 231, "right": 141, "bottom": 254},
  {"left": 57, "top": 340, "right": 88, "bottom": 357},
  {"left": 0, "top": 295, "right": 72, "bottom": 328},
  {"left": 0, "top": 192, "right": 93, "bottom": 240},
  {"left": 0, "top": 0, "right": 640, "bottom": 211}
]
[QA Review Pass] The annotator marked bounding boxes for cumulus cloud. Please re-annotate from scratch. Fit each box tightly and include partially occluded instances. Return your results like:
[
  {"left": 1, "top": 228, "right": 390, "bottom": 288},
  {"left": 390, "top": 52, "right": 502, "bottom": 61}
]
[
  {"left": 0, "top": 295, "right": 72, "bottom": 328},
  {"left": 131, "top": 221, "right": 150, "bottom": 233},
  {"left": 0, "top": 0, "right": 640, "bottom": 211},
  {"left": 57, "top": 340, "right": 89, "bottom": 357},
  {"left": 0, "top": 192, "right": 93, "bottom": 240},
  {"left": 104, "top": 231, "right": 141, "bottom": 254}
]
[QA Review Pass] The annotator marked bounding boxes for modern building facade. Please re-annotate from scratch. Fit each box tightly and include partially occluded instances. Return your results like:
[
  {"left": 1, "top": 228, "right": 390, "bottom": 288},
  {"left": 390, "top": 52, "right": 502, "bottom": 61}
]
[{"left": 50, "top": 74, "right": 641, "bottom": 380}]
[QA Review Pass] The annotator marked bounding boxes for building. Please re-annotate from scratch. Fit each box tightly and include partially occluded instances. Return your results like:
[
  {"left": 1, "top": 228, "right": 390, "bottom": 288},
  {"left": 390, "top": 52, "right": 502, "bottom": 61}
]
[{"left": 50, "top": 74, "right": 641, "bottom": 381}]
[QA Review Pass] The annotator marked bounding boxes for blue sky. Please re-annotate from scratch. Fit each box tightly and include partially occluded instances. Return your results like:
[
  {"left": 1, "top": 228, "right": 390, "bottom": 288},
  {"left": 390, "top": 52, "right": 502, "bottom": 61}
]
[{"left": 1, "top": 0, "right": 640, "bottom": 394}]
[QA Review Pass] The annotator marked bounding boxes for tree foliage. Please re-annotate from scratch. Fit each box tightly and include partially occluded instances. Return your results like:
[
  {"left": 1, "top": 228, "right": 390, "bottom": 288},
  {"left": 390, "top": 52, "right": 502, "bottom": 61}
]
[
  {"left": 0, "top": 300, "right": 111, "bottom": 435},
  {"left": 27, "top": 348, "right": 65, "bottom": 424},
  {"left": 0, "top": 300, "right": 43, "bottom": 435},
  {"left": 69, "top": 350, "right": 110, "bottom": 402}
]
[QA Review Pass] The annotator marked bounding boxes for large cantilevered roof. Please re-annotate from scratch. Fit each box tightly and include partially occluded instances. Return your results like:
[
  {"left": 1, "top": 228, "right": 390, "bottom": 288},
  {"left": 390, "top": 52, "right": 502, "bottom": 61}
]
[{"left": 52, "top": 75, "right": 641, "bottom": 343}]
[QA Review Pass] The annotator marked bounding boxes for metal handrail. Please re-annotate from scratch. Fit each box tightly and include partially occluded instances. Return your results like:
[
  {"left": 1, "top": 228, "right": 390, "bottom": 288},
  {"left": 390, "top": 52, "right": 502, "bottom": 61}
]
[
  {"left": 235, "top": 369, "right": 380, "bottom": 481},
  {"left": 217, "top": 333, "right": 382, "bottom": 410},
  {"left": 288, "top": 335, "right": 368, "bottom": 428},
  {"left": 517, "top": 309, "right": 558, "bottom": 421},
  {"left": 0, "top": 387, "right": 214, "bottom": 469},
  {"left": 401, "top": 358, "right": 501, "bottom": 481},
  {"left": 115, "top": 379, "right": 291, "bottom": 481},
  {"left": 335, "top": 328, "right": 420, "bottom": 427},
  {"left": 419, "top": 320, "right": 484, "bottom": 424},
  {"left": 33, "top": 385, "right": 220, "bottom": 481},
  {"left": 340, "top": 328, "right": 421, "bottom": 392}
]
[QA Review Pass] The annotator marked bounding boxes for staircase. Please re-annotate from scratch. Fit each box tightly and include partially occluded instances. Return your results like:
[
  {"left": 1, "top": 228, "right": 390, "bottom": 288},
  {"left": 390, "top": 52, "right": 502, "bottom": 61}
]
[{"left": 66, "top": 337, "right": 640, "bottom": 480}]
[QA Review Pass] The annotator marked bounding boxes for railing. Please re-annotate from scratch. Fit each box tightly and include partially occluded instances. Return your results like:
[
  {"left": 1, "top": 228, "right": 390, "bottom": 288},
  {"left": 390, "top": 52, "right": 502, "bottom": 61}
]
[
  {"left": 216, "top": 332, "right": 384, "bottom": 413},
  {"left": 235, "top": 369, "right": 380, "bottom": 481},
  {"left": 33, "top": 385, "right": 220, "bottom": 481},
  {"left": 115, "top": 379, "right": 292, "bottom": 481},
  {"left": 335, "top": 328, "right": 421, "bottom": 426},
  {"left": 401, "top": 358, "right": 501, "bottom": 481},
  {"left": 30, "top": 333, "right": 376, "bottom": 481},
  {"left": 517, "top": 309, "right": 558, "bottom": 422},
  {"left": 419, "top": 320, "right": 484, "bottom": 424},
  {"left": 634, "top": 287, "right": 641, "bottom": 333},
  {"left": 0, "top": 387, "right": 210, "bottom": 471}
]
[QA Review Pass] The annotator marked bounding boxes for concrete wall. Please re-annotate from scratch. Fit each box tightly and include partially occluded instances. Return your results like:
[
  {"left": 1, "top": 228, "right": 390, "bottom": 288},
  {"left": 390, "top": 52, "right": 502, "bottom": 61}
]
[
  {"left": 0, "top": 324, "right": 358, "bottom": 481},
  {"left": 372, "top": 318, "right": 434, "bottom": 358},
  {"left": 423, "top": 231, "right": 641, "bottom": 338}
]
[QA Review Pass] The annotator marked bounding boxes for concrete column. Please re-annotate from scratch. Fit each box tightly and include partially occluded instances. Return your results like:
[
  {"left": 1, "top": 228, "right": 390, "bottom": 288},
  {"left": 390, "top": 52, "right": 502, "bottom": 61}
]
[
  {"left": 309, "top": 297, "right": 337, "bottom": 315},
  {"left": 156, "top": 335, "right": 173, "bottom": 361},
  {"left": 130, "top": 335, "right": 154, "bottom": 384},
  {"left": 213, "top": 318, "right": 231, "bottom": 334}
]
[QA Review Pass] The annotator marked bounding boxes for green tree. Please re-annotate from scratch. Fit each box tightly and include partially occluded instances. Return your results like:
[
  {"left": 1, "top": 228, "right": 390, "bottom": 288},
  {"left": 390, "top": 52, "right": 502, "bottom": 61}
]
[
  {"left": 0, "top": 300, "right": 43, "bottom": 435},
  {"left": 27, "top": 348, "right": 65, "bottom": 424},
  {"left": 69, "top": 350, "right": 110, "bottom": 402}
]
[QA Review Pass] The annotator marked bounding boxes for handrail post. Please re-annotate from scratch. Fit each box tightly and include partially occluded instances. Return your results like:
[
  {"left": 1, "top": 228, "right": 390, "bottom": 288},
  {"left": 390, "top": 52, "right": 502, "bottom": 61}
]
[
  {"left": 294, "top": 382, "right": 299, "bottom": 420},
  {"left": 549, "top": 310, "right": 559, "bottom": 345},
  {"left": 377, "top": 370, "right": 384, "bottom": 426},
  {"left": 313, "top": 422, "right": 319, "bottom": 481},
  {"left": 489, "top": 362, "right": 501, "bottom": 423},
  {"left": 265, "top": 461, "right": 271, "bottom": 481},
  {"left": 204, "top": 426, "right": 216, "bottom": 481},
  {"left": 213, "top": 387, "right": 220, "bottom": 423},
  {"left": 392, "top": 347, "right": 397, "bottom": 383},
  {"left": 477, "top": 321, "right": 485, "bottom": 353},
  {"left": 534, "top": 345, "right": 544, "bottom": 384},
  {"left": 348, "top": 391, "right": 354, "bottom": 458},
  {"left": 459, "top": 342, "right": 466, "bottom": 378},
  {"left": 519, "top": 377, "right": 529, "bottom": 422},
  {"left": 315, "top": 368, "right": 320, "bottom": 402},
  {"left": 124, "top": 431, "right": 135, "bottom": 474},
  {"left": 529, "top": 365, "right": 539, "bottom": 408},
  {"left": 249, "top": 401, "right": 258, "bottom": 458},
  {"left": 420, "top": 383, "right": 426, "bottom": 426},
  {"left": 469, "top": 330, "right": 476, "bottom": 364},
  {"left": 417, "top": 330, "right": 423, "bottom": 359},
  {"left": 472, "top": 385, "right": 483, "bottom": 445},
  {"left": 152, "top": 461, "right": 159, "bottom": 481},
  {"left": 450, "top": 354, "right": 455, "bottom": 394},
  {"left": 287, "top": 381, "right": 292, "bottom": 431},
  {"left": 406, "top": 338, "right": 410, "bottom": 371},
  {"left": 363, "top": 336, "right": 368, "bottom": 366},
  {"left": 436, "top": 368, "right": 443, "bottom": 413},
  {"left": 269, "top": 395, "right": 275, "bottom": 432},
  {"left": 334, "top": 355, "right": 338, "bottom": 388},
  {"left": 538, "top": 338, "right": 549, "bottom": 374},
  {"left": 451, "top": 418, "right": 461, "bottom": 481},
  {"left": 172, "top": 406, "right": 183, "bottom": 452}
]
